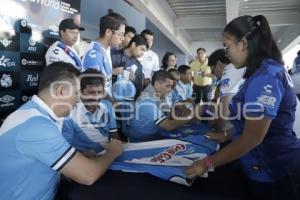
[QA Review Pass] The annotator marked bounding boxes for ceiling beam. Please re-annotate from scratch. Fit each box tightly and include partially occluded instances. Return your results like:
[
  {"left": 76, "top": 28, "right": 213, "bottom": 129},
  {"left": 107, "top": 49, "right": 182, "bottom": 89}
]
[
  {"left": 127, "top": 0, "right": 193, "bottom": 56},
  {"left": 248, "top": 12, "right": 300, "bottom": 27},
  {"left": 174, "top": 16, "right": 226, "bottom": 29},
  {"left": 225, "top": 0, "right": 240, "bottom": 23},
  {"left": 275, "top": 25, "right": 300, "bottom": 52}
]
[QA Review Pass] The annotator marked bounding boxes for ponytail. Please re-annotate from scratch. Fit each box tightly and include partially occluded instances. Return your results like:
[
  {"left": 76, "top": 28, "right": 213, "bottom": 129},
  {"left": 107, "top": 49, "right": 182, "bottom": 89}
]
[{"left": 224, "top": 15, "right": 283, "bottom": 79}]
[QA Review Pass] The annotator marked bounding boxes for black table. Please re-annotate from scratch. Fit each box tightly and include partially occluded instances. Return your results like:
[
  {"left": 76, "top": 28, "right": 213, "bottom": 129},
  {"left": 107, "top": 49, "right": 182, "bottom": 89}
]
[{"left": 60, "top": 161, "right": 252, "bottom": 200}]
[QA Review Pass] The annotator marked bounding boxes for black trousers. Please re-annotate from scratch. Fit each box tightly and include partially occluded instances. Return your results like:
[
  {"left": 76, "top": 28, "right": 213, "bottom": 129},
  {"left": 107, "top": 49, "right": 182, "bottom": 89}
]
[
  {"left": 247, "top": 169, "right": 300, "bottom": 200},
  {"left": 192, "top": 84, "right": 211, "bottom": 104}
]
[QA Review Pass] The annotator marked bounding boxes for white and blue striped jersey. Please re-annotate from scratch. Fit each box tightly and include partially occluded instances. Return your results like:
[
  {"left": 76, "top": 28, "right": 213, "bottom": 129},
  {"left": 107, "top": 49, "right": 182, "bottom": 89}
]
[
  {"left": 82, "top": 41, "right": 113, "bottom": 96},
  {"left": 0, "top": 95, "right": 76, "bottom": 200},
  {"left": 45, "top": 41, "right": 82, "bottom": 71}
]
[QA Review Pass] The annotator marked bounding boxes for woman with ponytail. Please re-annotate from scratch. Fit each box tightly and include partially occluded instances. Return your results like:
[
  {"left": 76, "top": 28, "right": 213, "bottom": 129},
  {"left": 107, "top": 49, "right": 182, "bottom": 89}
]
[{"left": 186, "top": 15, "right": 300, "bottom": 199}]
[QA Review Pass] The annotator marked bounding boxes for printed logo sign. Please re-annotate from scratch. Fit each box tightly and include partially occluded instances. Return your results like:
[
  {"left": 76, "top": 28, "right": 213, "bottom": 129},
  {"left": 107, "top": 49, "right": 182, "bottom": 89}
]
[
  {"left": 0, "top": 34, "right": 20, "bottom": 52},
  {"left": 21, "top": 0, "right": 60, "bottom": 10},
  {"left": 0, "top": 55, "right": 15, "bottom": 68},
  {"left": 48, "top": 25, "right": 59, "bottom": 36},
  {"left": 0, "top": 95, "right": 15, "bottom": 105},
  {"left": 20, "top": 33, "right": 44, "bottom": 54},
  {"left": 20, "top": 53, "right": 44, "bottom": 70},
  {"left": 27, "top": 73, "right": 39, "bottom": 87},
  {"left": 0, "top": 74, "right": 13, "bottom": 88},
  {"left": 0, "top": 39, "right": 12, "bottom": 48},
  {"left": 20, "top": 71, "right": 40, "bottom": 90},
  {"left": 0, "top": 72, "right": 19, "bottom": 89},
  {"left": 21, "top": 90, "right": 37, "bottom": 103},
  {"left": 0, "top": 51, "right": 20, "bottom": 71},
  {"left": 0, "top": 91, "right": 21, "bottom": 112},
  {"left": 22, "top": 95, "right": 32, "bottom": 102}
]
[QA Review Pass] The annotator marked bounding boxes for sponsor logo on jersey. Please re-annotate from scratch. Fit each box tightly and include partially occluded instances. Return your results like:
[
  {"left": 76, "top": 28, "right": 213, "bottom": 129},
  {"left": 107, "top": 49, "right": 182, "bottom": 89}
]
[
  {"left": 151, "top": 144, "right": 186, "bottom": 164},
  {"left": 257, "top": 84, "right": 276, "bottom": 108},
  {"left": 257, "top": 95, "right": 276, "bottom": 108},
  {"left": 53, "top": 48, "right": 59, "bottom": 55},
  {"left": 89, "top": 50, "right": 96, "bottom": 58},
  {"left": 263, "top": 84, "right": 272, "bottom": 93},
  {"left": 220, "top": 78, "right": 230, "bottom": 88},
  {"left": 0, "top": 74, "right": 12, "bottom": 88}
]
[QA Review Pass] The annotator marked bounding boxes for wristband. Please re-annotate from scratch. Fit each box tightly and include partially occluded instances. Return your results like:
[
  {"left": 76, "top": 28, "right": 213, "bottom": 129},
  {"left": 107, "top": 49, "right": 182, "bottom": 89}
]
[{"left": 203, "top": 157, "right": 214, "bottom": 170}]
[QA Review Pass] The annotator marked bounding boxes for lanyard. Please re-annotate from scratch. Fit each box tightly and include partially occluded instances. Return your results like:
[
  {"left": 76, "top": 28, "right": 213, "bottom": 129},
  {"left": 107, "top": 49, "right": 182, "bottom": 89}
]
[{"left": 57, "top": 41, "right": 82, "bottom": 70}]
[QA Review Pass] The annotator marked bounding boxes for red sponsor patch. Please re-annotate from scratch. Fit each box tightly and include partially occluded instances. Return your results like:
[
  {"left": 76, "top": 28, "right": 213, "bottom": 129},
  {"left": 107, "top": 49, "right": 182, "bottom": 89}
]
[{"left": 151, "top": 144, "right": 186, "bottom": 164}]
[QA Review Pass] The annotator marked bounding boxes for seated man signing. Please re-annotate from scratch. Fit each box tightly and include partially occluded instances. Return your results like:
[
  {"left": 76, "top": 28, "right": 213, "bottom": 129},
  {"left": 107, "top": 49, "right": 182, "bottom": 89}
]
[
  {"left": 128, "top": 70, "right": 196, "bottom": 142},
  {"left": 63, "top": 69, "right": 118, "bottom": 154},
  {"left": 0, "top": 62, "right": 122, "bottom": 200}
]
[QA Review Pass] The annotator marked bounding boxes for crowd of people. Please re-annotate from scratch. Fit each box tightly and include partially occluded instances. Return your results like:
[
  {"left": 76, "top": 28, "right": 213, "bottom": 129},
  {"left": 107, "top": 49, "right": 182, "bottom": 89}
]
[{"left": 1, "top": 9, "right": 300, "bottom": 200}]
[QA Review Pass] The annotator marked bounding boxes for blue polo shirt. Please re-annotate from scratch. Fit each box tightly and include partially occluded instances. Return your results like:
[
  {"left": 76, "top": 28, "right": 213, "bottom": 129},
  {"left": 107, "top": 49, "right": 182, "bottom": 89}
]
[
  {"left": 0, "top": 95, "right": 76, "bottom": 200},
  {"left": 129, "top": 85, "right": 167, "bottom": 142},
  {"left": 229, "top": 59, "right": 300, "bottom": 182},
  {"left": 62, "top": 99, "right": 117, "bottom": 153},
  {"left": 82, "top": 42, "right": 113, "bottom": 96}
]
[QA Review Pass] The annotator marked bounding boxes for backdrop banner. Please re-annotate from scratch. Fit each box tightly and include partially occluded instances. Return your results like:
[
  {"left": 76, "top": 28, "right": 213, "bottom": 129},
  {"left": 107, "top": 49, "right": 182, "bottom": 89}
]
[{"left": 0, "top": 0, "right": 81, "bottom": 121}]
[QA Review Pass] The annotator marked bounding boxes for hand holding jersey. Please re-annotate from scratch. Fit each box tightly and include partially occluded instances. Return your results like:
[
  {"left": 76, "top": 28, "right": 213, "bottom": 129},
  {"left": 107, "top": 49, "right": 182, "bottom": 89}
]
[{"left": 109, "top": 135, "right": 218, "bottom": 186}]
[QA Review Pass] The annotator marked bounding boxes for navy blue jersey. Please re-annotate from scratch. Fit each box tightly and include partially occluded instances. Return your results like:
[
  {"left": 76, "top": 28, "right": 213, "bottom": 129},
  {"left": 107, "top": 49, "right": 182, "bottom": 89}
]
[{"left": 230, "top": 59, "right": 300, "bottom": 182}]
